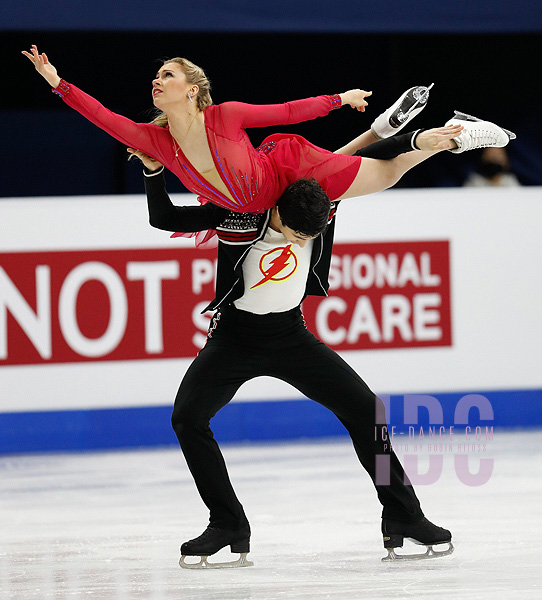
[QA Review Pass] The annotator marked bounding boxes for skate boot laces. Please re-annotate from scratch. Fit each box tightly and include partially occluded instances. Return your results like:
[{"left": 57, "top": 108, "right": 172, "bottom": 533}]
[
  {"left": 458, "top": 125, "right": 500, "bottom": 151},
  {"left": 446, "top": 111, "right": 515, "bottom": 153}
]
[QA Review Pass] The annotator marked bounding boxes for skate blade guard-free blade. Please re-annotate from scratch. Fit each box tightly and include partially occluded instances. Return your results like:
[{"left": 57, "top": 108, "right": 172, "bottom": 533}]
[
  {"left": 390, "top": 83, "right": 434, "bottom": 127},
  {"left": 179, "top": 552, "right": 254, "bottom": 569},
  {"left": 382, "top": 541, "right": 454, "bottom": 562},
  {"left": 453, "top": 110, "right": 517, "bottom": 140}
]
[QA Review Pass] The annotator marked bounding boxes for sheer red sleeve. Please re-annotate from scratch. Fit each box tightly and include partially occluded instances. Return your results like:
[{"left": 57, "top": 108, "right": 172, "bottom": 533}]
[
  {"left": 52, "top": 80, "right": 170, "bottom": 164},
  {"left": 216, "top": 95, "right": 342, "bottom": 134}
]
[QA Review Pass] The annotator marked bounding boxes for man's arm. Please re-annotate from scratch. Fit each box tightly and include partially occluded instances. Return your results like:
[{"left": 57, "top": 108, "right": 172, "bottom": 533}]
[{"left": 144, "top": 167, "right": 228, "bottom": 233}]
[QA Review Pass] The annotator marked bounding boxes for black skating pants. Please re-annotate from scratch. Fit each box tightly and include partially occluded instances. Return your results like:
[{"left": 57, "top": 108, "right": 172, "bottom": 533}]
[{"left": 171, "top": 305, "right": 423, "bottom": 530}]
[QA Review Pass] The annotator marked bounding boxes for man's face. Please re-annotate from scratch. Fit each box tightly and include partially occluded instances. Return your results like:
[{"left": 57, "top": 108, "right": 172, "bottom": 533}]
[
  {"left": 277, "top": 223, "right": 316, "bottom": 248},
  {"left": 271, "top": 207, "right": 318, "bottom": 247}
]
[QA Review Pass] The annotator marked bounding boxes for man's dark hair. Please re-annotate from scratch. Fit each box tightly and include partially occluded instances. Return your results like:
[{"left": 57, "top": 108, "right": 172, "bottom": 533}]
[{"left": 275, "top": 179, "right": 330, "bottom": 237}]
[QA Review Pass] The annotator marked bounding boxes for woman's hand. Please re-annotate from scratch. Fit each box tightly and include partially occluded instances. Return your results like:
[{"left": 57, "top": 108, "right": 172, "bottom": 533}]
[
  {"left": 127, "top": 148, "right": 163, "bottom": 171},
  {"left": 22, "top": 45, "right": 61, "bottom": 88},
  {"left": 415, "top": 125, "right": 463, "bottom": 152},
  {"left": 339, "top": 89, "right": 372, "bottom": 112}
]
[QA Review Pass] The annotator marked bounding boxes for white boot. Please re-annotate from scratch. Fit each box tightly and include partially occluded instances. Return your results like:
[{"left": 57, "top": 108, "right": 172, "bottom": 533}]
[
  {"left": 446, "top": 111, "right": 516, "bottom": 153},
  {"left": 371, "top": 84, "right": 433, "bottom": 139}
]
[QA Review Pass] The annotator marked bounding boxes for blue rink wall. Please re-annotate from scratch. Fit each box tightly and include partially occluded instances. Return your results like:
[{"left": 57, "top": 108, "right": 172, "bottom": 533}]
[{"left": 1, "top": 389, "right": 541, "bottom": 455}]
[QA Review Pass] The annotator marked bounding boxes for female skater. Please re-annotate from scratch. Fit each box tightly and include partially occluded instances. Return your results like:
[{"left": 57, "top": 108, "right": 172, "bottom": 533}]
[{"left": 22, "top": 45, "right": 510, "bottom": 217}]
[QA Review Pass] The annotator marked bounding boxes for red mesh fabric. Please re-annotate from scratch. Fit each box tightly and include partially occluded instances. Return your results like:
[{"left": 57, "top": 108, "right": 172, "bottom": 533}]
[{"left": 58, "top": 83, "right": 361, "bottom": 216}]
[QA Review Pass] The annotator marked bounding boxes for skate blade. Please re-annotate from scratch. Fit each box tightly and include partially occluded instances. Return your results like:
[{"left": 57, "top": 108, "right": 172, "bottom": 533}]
[
  {"left": 391, "top": 83, "right": 434, "bottom": 126},
  {"left": 180, "top": 552, "right": 254, "bottom": 569},
  {"left": 382, "top": 541, "right": 454, "bottom": 562},
  {"left": 417, "top": 82, "right": 434, "bottom": 101},
  {"left": 453, "top": 110, "right": 517, "bottom": 140}
]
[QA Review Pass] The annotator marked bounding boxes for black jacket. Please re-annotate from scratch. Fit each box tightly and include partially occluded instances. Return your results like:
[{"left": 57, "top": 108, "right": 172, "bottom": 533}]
[{"left": 144, "top": 169, "right": 339, "bottom": 312}]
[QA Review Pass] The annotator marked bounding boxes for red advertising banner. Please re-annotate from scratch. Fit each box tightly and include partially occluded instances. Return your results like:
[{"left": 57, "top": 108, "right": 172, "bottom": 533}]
[
  {"left": 0, "top": 241, "right": 450, "bottom": 366},
  {"left": 0, "top": 248, "right": 216, "bottom": 366},
  {"left": 303, "top": 240, "right": 451, "bottom": 351}
]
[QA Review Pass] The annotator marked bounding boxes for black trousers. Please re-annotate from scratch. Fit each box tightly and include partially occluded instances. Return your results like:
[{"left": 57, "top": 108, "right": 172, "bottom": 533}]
[{"left": 171, "top": 304, "right": 423, "bottom": 530}]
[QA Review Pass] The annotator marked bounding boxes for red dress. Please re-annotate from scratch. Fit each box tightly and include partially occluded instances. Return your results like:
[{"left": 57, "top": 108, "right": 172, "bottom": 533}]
[{"left": 53, "top": 80, "right": 361, "bottom": 212}]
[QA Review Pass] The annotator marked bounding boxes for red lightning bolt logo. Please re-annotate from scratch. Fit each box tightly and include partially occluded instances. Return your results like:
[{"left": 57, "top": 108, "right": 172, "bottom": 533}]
[{"left": 251, "top": 245, "right": 297, "bottom": 289}]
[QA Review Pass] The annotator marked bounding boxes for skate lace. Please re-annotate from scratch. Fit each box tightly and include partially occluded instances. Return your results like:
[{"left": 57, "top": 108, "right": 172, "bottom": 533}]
[{"left": 463, "top": 128, "right": 499, "bottom": 150}]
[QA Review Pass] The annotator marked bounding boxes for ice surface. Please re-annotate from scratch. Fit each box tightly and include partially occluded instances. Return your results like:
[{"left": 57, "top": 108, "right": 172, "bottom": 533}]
[{"left": 1, "top": 430, "right": 541, "bottom": 599}]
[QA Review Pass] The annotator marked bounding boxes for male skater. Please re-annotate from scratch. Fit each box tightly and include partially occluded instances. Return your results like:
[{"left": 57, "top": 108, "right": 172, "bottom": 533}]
[{"left": 135, "top": 101, "right": 513, "bottom": 567}]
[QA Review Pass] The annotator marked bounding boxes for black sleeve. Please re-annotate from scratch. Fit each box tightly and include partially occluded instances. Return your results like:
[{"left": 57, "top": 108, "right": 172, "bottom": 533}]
[
  {"left": 353, "top": 130, "right": 423, "bottom": 160},
  {"left": 144, "top": 167, "right": 229, "bottom": 233}
]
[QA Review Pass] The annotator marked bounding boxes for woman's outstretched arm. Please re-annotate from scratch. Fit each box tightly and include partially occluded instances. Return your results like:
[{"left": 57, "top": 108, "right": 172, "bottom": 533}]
[{"left": 22, "top": 45, "right": 170, "bottom": 165}]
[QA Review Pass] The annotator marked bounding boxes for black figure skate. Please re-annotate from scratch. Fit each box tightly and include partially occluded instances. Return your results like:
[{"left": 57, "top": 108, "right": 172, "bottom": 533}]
[
  {"left": 381, "top": 516, "right": 454, "bottom": 561},
  {"left": 179, "top": 525, "right": 253, "bottom": 569}
]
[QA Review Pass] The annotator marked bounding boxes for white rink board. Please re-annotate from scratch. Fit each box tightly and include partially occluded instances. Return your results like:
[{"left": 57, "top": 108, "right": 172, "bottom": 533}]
[{"left": 1, "top": 186, "right": 541, "bottom": 413}]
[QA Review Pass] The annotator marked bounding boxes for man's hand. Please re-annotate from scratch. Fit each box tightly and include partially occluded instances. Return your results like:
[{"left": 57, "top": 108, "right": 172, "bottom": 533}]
[
  {"left": 415, "top": 125, "right": 464, "bottom": 152},
  {"left": 127, "top": 148, "right": 163, "bottom": 171}
]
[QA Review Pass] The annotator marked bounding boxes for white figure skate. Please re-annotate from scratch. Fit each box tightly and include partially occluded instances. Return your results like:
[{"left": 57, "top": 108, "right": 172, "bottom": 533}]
[
  {"left": 446, "top": 111, "right": 516, "bottom": 153},
  {"left": 371, "top": 84, "right": 434, "bottom": 139}
]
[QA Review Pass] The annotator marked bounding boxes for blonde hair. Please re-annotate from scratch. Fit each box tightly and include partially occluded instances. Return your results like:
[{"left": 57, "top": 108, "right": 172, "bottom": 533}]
[{"left": 151, "top": 57, "right": 212, "bottom": 128}]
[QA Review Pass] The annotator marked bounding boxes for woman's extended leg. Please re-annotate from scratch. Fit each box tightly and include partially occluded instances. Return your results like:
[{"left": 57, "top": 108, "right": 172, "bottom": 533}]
[
  {"left": 337, "top": 125, "right": 462, "bottom": 199},
  {"left": 337, "top": 114, "right": 514, "bottom": 200}
]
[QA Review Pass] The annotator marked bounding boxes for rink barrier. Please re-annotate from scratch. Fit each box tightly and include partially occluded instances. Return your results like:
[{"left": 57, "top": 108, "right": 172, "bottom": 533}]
[{"left": 0, "top": 388, "right": 540, "bottom": 454}]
